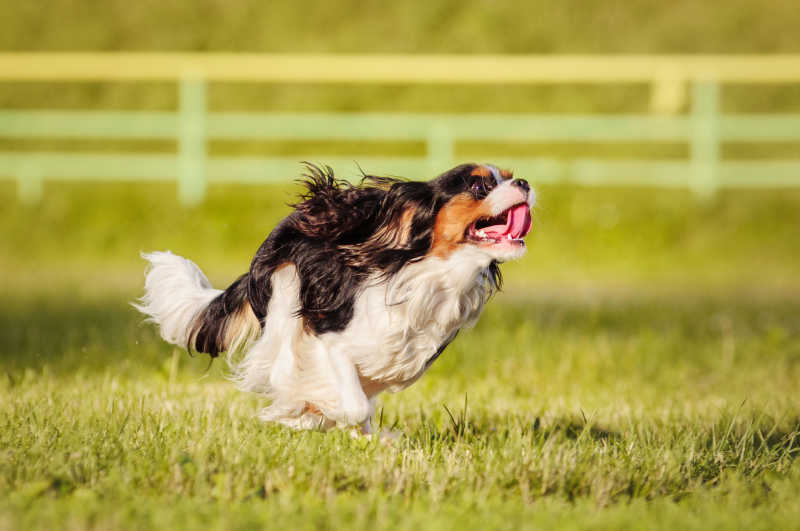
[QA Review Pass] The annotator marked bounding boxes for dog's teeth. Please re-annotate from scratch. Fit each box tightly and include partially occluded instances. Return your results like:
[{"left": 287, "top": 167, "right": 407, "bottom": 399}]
[
  {"left": 476, "top": 229, "right": 487, "bottom": 238},
  {"left": 507, "top": 234, "right": 512, "bottom": 240}
]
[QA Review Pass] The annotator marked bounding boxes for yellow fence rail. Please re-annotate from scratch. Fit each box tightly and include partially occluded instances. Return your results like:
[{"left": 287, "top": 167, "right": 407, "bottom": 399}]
[{"left": 1, "top": 53, "right": 799, "bottom": 203}]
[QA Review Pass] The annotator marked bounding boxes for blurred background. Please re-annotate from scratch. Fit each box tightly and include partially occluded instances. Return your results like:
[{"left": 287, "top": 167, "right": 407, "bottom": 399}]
[{"left": 1, "top": 0, "right": 798, "bottom": 378}]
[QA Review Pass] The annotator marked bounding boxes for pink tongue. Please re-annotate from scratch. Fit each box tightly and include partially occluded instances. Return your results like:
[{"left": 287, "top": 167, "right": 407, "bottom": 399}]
[{"left": 483, "top": 204, "right": 533, "bottom": 239}]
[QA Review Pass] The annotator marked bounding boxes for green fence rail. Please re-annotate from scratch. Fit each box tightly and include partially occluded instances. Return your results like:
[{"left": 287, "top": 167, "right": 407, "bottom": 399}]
[{"left": 0, "top": 54, "right": 799, "bottom": 204}]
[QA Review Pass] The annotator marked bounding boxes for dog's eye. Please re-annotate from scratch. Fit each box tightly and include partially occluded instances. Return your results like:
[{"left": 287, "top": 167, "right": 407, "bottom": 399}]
[{"left": 471, "top": 180, "right": 487, "bottom": 196}]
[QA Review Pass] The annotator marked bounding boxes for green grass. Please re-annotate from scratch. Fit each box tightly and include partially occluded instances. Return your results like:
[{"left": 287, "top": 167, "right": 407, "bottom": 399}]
[
  {"left": 1, "top": 183, "right": 800, "bottom": 529},
  {"left": 2, "top": 290, "right": 800, "bottom": 530}
]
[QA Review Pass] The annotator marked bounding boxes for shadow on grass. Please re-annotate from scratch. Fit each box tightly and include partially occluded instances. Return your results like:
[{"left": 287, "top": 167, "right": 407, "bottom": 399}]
[
  {"left": 405, "top": 402, "right": 622, "bottom": 448},
  {"left": 404, "top": 400, "right": 799, "bottom": 467},
  {"left": 0, "top": 294, "right": 176, "bottom": 374}
]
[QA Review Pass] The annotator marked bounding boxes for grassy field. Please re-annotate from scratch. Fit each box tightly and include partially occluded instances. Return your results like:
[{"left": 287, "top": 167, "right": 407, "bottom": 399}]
[{"left": 1, "top": 183, "right": 799, "bottom": 530}]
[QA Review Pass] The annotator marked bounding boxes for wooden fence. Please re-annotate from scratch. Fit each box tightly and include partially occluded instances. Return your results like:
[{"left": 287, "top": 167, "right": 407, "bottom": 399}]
[{"left": 1, "top": 53, "right": 799, "bottom": 204}]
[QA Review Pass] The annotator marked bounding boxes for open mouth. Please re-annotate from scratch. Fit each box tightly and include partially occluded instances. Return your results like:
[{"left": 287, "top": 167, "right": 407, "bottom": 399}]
[{"left": 466, "top": 203, "right": 533, "bottom": 245}]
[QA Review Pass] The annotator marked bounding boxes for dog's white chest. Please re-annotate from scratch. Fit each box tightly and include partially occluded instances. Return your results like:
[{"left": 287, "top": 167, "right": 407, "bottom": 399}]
[{"left": 324, "top": 248, "right": 495, "bottom": 393}]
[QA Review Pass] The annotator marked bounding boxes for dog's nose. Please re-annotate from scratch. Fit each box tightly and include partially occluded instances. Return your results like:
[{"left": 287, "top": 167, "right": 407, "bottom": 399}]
[{"left": 512, "top": 179, "right": 530, "bottom": 193}]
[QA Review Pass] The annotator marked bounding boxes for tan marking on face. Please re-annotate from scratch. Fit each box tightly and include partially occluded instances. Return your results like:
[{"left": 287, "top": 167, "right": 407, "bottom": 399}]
[
  {"left": 431, "top": 192, "right": 493, "bottom": 258},
  {"left": 472, "top": 164, "right": 513, "bottom": 184},
  {"left": 470, "top": 165, "right": 493, "bottom": 177}
]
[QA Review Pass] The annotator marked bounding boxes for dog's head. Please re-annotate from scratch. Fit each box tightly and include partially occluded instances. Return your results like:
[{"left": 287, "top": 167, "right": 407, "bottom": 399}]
[{"left": 427, "top": 163, "right": 535, "bottom": 262}]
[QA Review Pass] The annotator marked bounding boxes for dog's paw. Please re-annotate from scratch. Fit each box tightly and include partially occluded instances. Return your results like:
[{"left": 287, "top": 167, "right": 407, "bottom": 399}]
[{"left": 333, "top": 396, "right": 372, "bottom": 427}]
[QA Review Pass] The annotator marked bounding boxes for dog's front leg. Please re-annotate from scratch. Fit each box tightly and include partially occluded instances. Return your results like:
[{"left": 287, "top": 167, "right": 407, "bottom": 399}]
[{"left": 319, "top": 345, "right": 372, "bottom": 428}]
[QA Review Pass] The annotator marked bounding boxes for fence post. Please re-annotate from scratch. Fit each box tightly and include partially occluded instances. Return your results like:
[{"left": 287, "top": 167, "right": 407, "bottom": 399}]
[
  {"left": 650, "top": 65, "right": 685, "bottom": 114},
  {"left": 690, "top": 81, "right": 720, "bottom": 198},
  {"left": 178, "top": 77, "right": 206, "bottom": 205},
  {"left": 427, "top": 122, "right": 453, "bottom": 175}
]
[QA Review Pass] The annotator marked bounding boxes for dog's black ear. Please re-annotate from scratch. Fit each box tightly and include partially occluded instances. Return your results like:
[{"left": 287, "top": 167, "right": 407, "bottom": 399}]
[
  {"left": 430, "top": 163, "right": 481, "bottom": 195},
  {"left": 488, "top": 260, "right": 503, "bottom": 290},
  {"left": 327, "top": 177, "right": 440, "bottom": 274}
]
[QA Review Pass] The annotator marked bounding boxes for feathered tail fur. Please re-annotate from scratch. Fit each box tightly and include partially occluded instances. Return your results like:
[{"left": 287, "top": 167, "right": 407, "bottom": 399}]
[{"left": 134, "top": 251, "right": 261, "bottom": 357}]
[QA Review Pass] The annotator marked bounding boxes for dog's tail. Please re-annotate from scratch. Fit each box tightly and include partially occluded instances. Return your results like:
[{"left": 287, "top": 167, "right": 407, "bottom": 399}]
[{"left": 134, "top": 251, "right": 261, "bottom": 357}]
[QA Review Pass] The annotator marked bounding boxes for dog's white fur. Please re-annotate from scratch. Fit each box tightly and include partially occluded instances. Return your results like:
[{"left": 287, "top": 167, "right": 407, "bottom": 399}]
[{"left": 133, "top": 251, "right": 222, "bottom": 347}]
